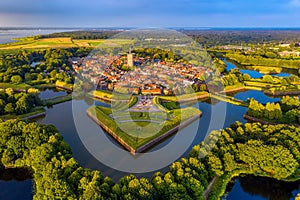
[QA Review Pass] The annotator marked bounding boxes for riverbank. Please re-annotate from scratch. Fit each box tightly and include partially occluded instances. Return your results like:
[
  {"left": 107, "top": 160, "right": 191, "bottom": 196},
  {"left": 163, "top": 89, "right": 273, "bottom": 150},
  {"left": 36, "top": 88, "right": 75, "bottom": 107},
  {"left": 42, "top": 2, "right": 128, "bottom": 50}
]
[
  {"left": 264, "top": 90, "right": 300, "bottom": 96},
  {"left": 42, "top": 93, "right": 73, "bottom": 106},
  {"left": 0, "top": 107, "right": 46, "bottom": 121},
  {"left": 243, "top": 113, "right": 299, "bottom": 126},
  {"left": 159, "top": 91, "right": 209, "bottom": 103}
]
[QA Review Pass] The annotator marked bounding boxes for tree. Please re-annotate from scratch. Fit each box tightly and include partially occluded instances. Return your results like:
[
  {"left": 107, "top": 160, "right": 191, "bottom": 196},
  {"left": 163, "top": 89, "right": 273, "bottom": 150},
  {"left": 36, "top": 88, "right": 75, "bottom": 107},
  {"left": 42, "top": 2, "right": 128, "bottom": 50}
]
[
  {"left": 37, "top": 73, "right": 44, "bottom": 81},
  {"left": 0, "top": 99, "right": 5, "bottom": 114},
  {"left": 16, "top": 96, "right": 29, "bottom": 114},
  {"left": 11, "top": 75, "right": 22, "bottom": 84},
  {"left": 4, "top": 103, "right": 14, "bottom": 114}
]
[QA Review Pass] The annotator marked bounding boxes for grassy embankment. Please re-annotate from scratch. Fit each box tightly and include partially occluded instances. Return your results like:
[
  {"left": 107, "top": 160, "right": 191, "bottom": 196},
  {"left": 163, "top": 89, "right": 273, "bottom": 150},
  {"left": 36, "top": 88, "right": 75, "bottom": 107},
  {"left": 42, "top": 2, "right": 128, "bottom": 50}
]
[
  {"left": 0, "top": 80, "right": 73, "bottom": 91},
  {"left": 252, "top": 65, "right": 282, "bottom": 74},
  {"left": 87, "top": 104, "right": 201, "bottom": 152},
  {"left": 158, "top": 91, "right": 209, "bottom": 102},
  {"left": 0, "top": 106, "right": 46, "bottom": 121}
]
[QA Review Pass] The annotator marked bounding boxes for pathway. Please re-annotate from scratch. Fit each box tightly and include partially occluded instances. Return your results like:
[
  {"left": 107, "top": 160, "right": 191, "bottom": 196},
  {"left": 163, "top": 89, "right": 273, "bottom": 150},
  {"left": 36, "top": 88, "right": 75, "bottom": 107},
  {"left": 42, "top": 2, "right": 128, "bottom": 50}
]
[{"left": 203, "top": 177, "right": 217, "bottom": 200}]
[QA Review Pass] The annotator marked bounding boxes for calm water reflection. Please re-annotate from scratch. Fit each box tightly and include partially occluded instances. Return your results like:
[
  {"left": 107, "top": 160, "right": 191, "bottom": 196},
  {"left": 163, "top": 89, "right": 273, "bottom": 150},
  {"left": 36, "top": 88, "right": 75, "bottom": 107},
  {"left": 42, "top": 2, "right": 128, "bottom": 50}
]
[
  {"left": 226, "top": 175, "right": 300, "bottom": 200},
  {"left": 225, "top": 60, "right": 291, "bottom": 78},
  {"left": 0, "top": 168, "right": 33, "bottom": 200}
]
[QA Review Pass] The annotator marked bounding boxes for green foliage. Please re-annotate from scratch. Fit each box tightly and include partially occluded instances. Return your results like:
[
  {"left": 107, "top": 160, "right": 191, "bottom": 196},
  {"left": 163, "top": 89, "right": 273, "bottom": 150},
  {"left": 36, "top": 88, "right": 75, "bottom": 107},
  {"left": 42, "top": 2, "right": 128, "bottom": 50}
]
[
  {"left": 227, "top": 53, "right": 300, "bottom": 69},
  {"left": 0, "top": 90, "right": 40, "bottom": 115},
  {"left": 10, "top": 75, "right": 22, "bottom": 84},
  {"left": 248, "top": 96, "right": 300, "bottom": 124},
  {"left": 0, "top": 49, "right": 75, "bottom": 87}
]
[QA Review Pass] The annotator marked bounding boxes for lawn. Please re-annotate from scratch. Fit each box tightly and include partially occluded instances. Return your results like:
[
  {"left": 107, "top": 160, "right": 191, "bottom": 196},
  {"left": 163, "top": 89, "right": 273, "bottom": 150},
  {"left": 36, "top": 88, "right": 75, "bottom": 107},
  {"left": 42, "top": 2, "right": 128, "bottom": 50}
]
[
  {"left": 87, "top": 105, "right": 201, "bottom": 151},
  {"left": 159, "top": 91, "right": 209, "bottom": 102}
]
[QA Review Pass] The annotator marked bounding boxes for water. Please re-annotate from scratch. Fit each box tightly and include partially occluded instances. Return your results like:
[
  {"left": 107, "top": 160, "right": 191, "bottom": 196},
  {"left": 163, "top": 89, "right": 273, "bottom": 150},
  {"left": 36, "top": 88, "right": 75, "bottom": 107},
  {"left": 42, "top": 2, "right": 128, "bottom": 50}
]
[
  {"left": 0, "top": 29, "right": 74, "bottom": 44},
  {"left": 0, "top": 51, "right": 299, "bottom": 198},
  {"left": 226, "top": 175, "right": 300, "bottom": 200},
  {"left": 39, "top": 88, "right": 68, "bottom": 100},
  {"left": 232, "top": 90, "right": 280, "bottom": 104},
  {"left": 225, "top": 60, "right": 291, "bottom": 78},
  {"left": 1, "top": 85, "right": 296, "bottom": 199},
  {"left": 32, "top": 96, "right": 247, "bottom": 180},
  {"left": 0, "top": 168, "right": 33, "bottom": 200}
]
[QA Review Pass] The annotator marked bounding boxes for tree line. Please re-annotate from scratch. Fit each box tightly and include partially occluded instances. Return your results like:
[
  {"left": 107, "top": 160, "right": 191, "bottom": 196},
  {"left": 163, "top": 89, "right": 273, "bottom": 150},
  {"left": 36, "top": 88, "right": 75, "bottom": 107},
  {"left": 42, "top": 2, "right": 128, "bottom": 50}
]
[
  {"left": 0, "top": 119, "right": 300, "bottom": 199},
  {"left": 248, "top": 96, "right": 300, "bottom": 124},
  {"left": 0, "top": 88, "right": 40, "bottom": 115},
  {"left": 0, "top": 48, "right": 92, "bottom": 87},
  {"left": 226, "top": 53, "right": 300, "bottom": 71}
]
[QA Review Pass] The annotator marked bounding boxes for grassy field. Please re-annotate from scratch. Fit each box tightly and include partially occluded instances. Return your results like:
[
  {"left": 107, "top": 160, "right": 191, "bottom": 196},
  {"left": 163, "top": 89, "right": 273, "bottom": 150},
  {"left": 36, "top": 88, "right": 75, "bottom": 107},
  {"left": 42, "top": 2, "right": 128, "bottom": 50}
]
[
  {"left": 224, "top": 83, "right": 245, "bottom": 92},
  {"left": 87, "top": 105, "right": 201, "bottom": 150},
  {"left": 159, "top": 91, "right": 209, "bottom": 102},
  {"left": 89, "top": 90, "right": 133, "bottom": 101},
  {"left": 252, "top": 66, "right": 282, "bottom": 74},
  {"left": 0, "top": 37, "right": 134, "bottom": 50}
]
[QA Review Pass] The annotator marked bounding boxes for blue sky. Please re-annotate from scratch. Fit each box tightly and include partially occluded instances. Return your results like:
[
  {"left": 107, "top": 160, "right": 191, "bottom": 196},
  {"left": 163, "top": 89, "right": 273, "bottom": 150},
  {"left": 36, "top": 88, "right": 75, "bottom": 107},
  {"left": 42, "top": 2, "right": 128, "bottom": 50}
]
[{"left": 0, "top": 0, "right": 300, "bottom": 27}]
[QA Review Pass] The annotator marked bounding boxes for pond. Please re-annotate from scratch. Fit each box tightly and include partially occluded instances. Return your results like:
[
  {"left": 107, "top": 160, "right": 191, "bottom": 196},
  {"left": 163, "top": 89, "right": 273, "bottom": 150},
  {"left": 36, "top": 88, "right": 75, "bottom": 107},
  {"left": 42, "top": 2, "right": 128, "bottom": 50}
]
[
  {"left": 224, "top": 60, "right": 291, "bottom": 78},
  {"left": 231, "top": 90, "right": 280, "bottom": 104},
  {"left": 39, "top": 88, "right": 68, "bottom": 100},
  {"left": 0, "top": 168, "right": 33, "bottom": 200},
  {"left": 225, "top": 175, "right": 300, "bottom": 200},
  {"left": 0, "top": 28, "right": 74, "bottom": 44}
]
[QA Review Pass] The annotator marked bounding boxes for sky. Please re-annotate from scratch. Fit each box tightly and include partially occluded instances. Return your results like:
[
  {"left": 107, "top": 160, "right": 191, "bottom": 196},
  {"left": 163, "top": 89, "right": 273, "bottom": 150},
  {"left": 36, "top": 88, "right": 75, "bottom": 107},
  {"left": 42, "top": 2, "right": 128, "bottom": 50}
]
[{"left": 0, "top": 0, "right": 300, "bottom": 28}]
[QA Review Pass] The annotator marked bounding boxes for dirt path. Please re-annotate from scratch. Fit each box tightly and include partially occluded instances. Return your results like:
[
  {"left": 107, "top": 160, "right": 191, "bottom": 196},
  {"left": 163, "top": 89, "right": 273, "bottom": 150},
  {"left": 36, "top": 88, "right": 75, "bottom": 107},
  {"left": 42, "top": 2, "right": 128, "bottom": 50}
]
[{"left": 204, "top": 177, "right": 217, "bottom": 200}]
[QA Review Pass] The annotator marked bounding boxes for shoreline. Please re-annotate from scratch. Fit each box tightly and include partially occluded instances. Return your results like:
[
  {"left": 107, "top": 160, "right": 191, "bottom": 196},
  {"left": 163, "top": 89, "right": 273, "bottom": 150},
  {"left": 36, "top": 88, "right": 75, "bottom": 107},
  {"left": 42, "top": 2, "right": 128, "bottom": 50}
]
[
  {"left": 263, "top": 90, "right": 300, "bottom": 96},
  {"left": 243, "top": 113, "right": 299, "bottom": 126}
]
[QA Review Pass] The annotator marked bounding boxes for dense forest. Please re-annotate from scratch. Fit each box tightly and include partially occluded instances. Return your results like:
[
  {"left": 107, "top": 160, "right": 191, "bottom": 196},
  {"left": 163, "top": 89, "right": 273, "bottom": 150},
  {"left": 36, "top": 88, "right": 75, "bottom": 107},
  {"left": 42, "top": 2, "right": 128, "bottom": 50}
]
[
  {"left": 0, "top": 48, "right": 93, "bottom": 87},
  {"left": 39, "top": 31, "right": 122, "bottom": 40},
  {"left": 226, "top": 53, "right": 300, "bottom": 70},
  {"left": 248, "top": 96, "right": 300, "bottom": 124},
  {"left": 0, "top": 119, "right": 299, "bottom": 199},
  {"left": 0, "top": 88, "right": 41, "bottom": 115},
  {"left": 39, "top": 30, "right": 300, "bottom": 47}
]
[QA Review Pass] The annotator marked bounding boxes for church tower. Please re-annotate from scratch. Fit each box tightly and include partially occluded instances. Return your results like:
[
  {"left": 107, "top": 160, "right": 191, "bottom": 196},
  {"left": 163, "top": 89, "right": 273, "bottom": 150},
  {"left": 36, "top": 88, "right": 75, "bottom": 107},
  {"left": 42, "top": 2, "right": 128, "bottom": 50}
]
[{"left": 127, "top": 49, "right": 133, "bottom": 67}]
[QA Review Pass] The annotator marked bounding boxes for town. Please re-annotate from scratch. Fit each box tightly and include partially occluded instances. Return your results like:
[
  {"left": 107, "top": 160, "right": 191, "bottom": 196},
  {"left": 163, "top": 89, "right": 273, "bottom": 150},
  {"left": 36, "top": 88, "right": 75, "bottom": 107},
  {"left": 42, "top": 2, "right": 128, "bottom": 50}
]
[{"left": 71, "top": 51, "right": 213, "bottom": 95}]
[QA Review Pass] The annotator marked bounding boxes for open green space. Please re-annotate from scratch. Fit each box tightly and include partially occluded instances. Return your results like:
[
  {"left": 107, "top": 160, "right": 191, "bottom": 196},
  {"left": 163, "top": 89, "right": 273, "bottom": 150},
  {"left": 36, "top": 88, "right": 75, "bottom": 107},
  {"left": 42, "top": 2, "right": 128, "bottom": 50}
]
[
  {"left": 0, "top": 37, "right": 133, "bottom": 50},
  {"left": 158, "top": 91, "right": 209, "bottom": 102},
  {"left": 87, "top": 104, "right": 201, "bottom": 151}
]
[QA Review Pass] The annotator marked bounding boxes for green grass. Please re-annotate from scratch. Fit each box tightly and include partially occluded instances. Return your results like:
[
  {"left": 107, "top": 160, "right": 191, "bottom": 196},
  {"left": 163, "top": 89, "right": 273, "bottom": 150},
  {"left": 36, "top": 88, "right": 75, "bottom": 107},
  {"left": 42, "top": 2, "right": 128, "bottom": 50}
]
[
  {"left": 224, "top": 83, "right": 245, "bottom": 91},
  {"left": 42, "top": 94, "right": 73, "bottom": 106},
  {"left": 55, "top": 80, "right": 73, "bottom": 91},
  {"left": 87, "top": 105, "right": 201, "bottom": 149},
  {"left": 0, "top": 37, "right": 134, "bottom": 50},
  {"left": 0, "top": 106, "right": 45, "bottom": 120},
  {"left": 252, "top": 66, "right": 282, "bottom": 74},
  {"left": 159, "top": 91, "right": 209, "bottom": 102},
  {"left": 0, "top": 82, "right": 31, "bottom": 90},
  {"left": 210, "top": 93, "right": 249, "bottom": 107},
  {"left": 90, "top": 90, "right": 134, "bottom": 101}
]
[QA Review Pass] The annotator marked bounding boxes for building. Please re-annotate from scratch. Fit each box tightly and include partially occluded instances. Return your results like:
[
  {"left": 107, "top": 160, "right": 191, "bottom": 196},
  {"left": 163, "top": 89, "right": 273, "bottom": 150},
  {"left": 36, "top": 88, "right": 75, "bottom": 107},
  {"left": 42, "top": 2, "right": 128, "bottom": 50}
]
[{"left": 127, "top": 52, "right": 134, "bottom": 67}]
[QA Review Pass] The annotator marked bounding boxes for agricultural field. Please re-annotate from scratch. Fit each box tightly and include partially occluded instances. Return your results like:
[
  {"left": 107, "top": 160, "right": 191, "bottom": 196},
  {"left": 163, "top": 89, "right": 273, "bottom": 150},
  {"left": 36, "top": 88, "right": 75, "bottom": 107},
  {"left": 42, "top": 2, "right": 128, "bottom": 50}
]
[{"left": 0, "top": 37, "right": 133, "bottom": 50}]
